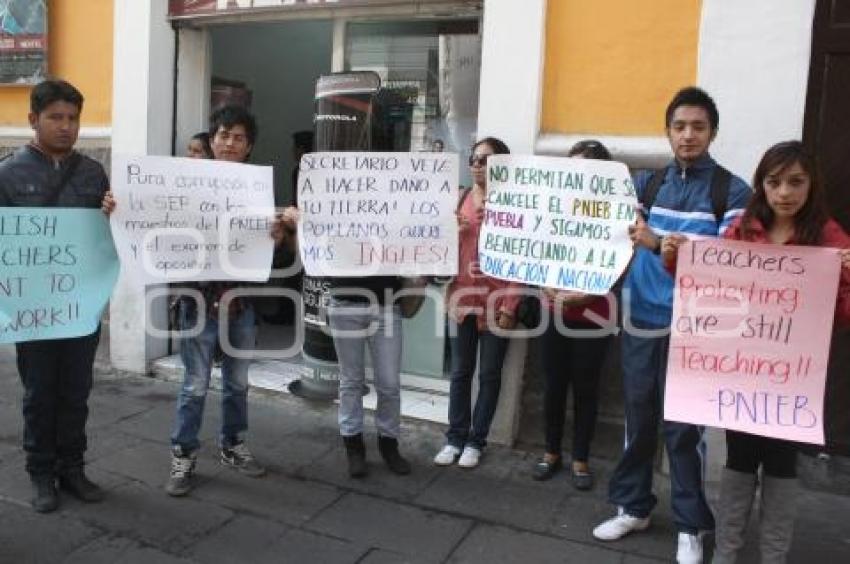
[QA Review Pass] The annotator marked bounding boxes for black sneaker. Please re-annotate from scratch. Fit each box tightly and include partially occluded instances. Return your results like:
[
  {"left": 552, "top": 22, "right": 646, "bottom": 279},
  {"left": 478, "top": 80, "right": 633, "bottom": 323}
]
[
  {"left": 220, "top": 442, "right": 266, "bottom": 477},
  {"left": 31, "top": 475, "right": 59, "bottom": 513},
  {"left": 166, "top": 446, "right": 197, "bottom": 497},
  {"left": 58, "top": 468, "right": 105, "bottom": 503}
]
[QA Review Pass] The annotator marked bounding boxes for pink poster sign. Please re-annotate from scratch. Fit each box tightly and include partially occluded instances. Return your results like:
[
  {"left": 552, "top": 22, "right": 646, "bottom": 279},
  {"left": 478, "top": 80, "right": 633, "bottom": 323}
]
[{"left": 663, "top": 238, "right": 841, "bottom": 444}]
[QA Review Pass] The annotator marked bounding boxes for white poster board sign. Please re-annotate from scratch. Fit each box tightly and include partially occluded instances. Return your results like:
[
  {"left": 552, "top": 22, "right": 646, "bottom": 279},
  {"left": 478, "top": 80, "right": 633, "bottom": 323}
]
[
  {"left": 110, "top": 155, "right": 275, "bottom": 282},
  {"left": 478, "top": 155, "right": 637, "bottom": 294},
  {"left": 297, "top": 151, "right": 459, "bottom": 277}
]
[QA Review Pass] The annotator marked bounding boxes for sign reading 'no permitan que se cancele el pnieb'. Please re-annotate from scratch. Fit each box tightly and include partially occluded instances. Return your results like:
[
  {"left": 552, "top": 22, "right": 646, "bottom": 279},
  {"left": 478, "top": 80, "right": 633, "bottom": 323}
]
[{"left": 478, "top": 155, "right": 637, "bottom": 295}]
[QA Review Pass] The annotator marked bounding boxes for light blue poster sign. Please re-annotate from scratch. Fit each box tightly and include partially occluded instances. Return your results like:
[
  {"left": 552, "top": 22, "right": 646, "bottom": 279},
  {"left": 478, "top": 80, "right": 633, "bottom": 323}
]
[{"left": 0, "top": 208, "right": 119, "bottom": 343}]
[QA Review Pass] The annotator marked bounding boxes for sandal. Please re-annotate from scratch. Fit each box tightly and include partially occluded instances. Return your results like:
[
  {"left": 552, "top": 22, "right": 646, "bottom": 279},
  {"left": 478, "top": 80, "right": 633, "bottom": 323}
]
[
  {"left": 571, "top": 465, "right": 594, "bottom": 491},
  {"left": 532, "top": 456, "right": 562, "bottom": 481}
]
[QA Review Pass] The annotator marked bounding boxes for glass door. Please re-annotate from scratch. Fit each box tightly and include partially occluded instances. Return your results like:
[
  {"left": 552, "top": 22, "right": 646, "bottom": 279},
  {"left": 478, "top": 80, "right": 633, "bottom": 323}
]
[{"left": 345, "top": 19, "right": 482, "bottom": 379}]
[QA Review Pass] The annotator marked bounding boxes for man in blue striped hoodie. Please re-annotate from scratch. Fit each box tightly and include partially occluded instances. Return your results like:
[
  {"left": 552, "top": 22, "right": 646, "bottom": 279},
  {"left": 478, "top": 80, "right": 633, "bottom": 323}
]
[{"left": 593, "top": 87, "right": 751, "bottom": 564}]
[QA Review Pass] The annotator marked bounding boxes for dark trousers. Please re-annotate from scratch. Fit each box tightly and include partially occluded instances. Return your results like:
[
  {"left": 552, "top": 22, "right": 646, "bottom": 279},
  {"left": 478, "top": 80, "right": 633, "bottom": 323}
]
[
  {"left": 608, "top": 325, "right": 714, "bottom": 533},
  {"left": 726, "top": 430, "right": 797, "bottom": 478},
  {"left": 540, "top": 318, "right": 610, "bottom": 462},
  {"left": 16, "top": 329, "right": 100, "bottom": 477},
  {"left": 446, "top": 316, "right": 509, "bottom": 449}
]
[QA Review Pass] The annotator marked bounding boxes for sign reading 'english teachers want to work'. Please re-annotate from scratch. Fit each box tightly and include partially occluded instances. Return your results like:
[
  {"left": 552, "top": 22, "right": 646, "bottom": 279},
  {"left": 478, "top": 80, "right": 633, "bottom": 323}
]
[{"left": 0, "top": 208, "right": 119, "bottom": 343}]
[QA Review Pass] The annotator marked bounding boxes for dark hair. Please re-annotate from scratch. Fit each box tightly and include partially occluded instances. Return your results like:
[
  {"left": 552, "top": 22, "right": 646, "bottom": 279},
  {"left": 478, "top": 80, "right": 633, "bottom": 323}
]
[
  {"left": 568, "top": 139, "right": 611, "bottom": 160},
  {"left": 209, "top": 104, "right": 258, "bottom": 146},
  {"left": 472, "top": 136, "right": 510, "bottom": 155},
  {"left": 30, "top": 79, "right": 84, "bottom": 114},
  {"left": 190, "top": 132, "right": 213, "bottom": 158},
  {"left": 665, "top": 86, "right": 719, "bottom": 132},
  {"left": 741, "top": 140, "right": 827, "bottom": 245}
]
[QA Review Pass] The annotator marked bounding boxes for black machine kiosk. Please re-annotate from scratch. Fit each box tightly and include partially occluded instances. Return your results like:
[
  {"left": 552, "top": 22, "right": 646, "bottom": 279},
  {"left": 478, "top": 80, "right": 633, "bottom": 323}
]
[{"left": 288, "top": 71, "right": 412, "bottom": 400}]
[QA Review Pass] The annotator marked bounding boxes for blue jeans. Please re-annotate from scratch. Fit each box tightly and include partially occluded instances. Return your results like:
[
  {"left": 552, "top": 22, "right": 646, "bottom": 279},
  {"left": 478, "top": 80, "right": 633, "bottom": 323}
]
[
  {"left": 171, "top": 301, "right": 256, "bottom": 453},
  {"left": 608, "top": 321, "right": 714, "bottom": 534},
  {"left": 446, "top": 316, "right": 509, "bottom": 449},
  {"left": 327, "top": 300, "right": 403, "bottom": 438}
]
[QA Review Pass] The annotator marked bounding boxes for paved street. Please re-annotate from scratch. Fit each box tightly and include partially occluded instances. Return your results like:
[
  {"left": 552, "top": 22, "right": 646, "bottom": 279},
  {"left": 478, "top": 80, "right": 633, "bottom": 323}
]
[{"left": 1, "top": 343, "right": 849, "bottom": 563}]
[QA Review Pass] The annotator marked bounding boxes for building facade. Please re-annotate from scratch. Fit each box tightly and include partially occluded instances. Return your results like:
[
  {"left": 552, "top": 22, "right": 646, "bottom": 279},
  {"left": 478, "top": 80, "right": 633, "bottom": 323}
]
[
  {"left": 105, "top": 0, "right": 847, "bottom": 453},
  {"left": 0, "top": 0, "right": 113, "bottom": 161}
]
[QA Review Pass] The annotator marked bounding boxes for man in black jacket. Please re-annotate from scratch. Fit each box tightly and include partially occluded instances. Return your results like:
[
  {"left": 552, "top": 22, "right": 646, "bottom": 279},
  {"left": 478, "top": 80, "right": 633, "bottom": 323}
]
[
  {"left": 0, "top": 79, "right": 111, "bottom": 513},
  {"left": 164, "top": 105, "right": 273, "bottom": 496},
  {"left": 98, "top": 105, "right": 291, "bottom": 497}
]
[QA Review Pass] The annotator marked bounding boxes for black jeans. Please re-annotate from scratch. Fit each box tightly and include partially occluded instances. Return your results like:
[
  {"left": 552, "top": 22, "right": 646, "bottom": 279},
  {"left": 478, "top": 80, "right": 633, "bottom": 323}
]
[
  {"left": 725, "top": 430, "right": 797, "bottom": 478},
  {"left": 540, "top": 318, "right": 611, "bottom": 462},
  {"left": 446, "top": 316, "right": 509, "bottom": 449},
  {"left": 16, "top": 329, "right": 100, "bottom": 477}
]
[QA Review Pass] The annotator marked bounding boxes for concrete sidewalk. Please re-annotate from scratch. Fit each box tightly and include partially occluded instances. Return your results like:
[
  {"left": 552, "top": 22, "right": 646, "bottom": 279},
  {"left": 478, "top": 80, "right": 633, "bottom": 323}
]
[{"left": 1, "top": 346, "right": 848, "bottom": 563}]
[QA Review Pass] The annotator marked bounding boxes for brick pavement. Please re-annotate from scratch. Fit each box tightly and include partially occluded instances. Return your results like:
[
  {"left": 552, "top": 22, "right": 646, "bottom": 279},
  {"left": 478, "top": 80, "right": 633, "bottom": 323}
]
[{"left": 1, "top": 346, "right": 848, "bottom": 563}]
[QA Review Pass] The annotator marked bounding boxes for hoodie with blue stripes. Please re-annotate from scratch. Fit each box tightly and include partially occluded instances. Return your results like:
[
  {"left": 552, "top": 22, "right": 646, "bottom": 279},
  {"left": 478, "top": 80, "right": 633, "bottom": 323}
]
[{"left": 624, "top": 153, "right": 752, "bottom": 328}]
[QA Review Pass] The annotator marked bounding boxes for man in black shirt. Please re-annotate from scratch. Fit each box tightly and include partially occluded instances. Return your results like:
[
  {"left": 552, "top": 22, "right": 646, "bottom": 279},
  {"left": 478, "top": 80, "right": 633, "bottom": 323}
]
[{"left": 0, "top": 80, "right": 111, "bottom": 513}]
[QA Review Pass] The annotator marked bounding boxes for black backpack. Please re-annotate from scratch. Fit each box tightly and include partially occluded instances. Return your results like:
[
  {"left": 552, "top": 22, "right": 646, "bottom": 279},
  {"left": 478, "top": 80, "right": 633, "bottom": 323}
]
[{"left": 640, "top": 165, "right": 732, "bottom": 224}]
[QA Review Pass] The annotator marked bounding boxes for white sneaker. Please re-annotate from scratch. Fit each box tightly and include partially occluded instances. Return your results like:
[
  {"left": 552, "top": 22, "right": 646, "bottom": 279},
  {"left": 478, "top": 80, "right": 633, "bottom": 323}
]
[
  {"left": 676, "top": 532, "right": 703, "bottom": 564},
  {"left": 433, "top": 445, "right": 461, "bottom": 466},
  {"left": 457, "top": 446, "right": 481, "bottom": 468},
  {"left": 592, "top": 511, "right": 651, "bottom": 541}
]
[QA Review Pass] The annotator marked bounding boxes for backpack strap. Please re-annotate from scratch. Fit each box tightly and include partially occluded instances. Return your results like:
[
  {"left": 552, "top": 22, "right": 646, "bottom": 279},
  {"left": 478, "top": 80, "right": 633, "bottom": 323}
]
[
  {"left": 457, "top": 186, "right": 472, "bottom": 211},
  {"left": 639, "top": 169, "right": 666, "bottom": 218},
  {"left": 640, "top": 165, "right": 732, "bottom": 226},
  {"left": 709, "top": 165, "right": 732, "bottom": 225}
]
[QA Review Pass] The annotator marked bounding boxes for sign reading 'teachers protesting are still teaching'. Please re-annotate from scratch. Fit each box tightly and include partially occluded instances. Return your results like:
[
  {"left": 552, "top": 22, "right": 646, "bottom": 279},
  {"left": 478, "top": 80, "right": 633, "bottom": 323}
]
[
  {"left": 110, "top": 155, "right": 276, "bottom": 282},
  {"left": 297, "top": 152, "right": 459, "bottom": 277},
  {"left": 0, "top": 208, "right": 119, "bottom": 343},
  {"left": 664, "top": 239, "right": 841, "bottom": 444},
  {"left": 478, "top": 155, "right": 637, "bottom": 294}
]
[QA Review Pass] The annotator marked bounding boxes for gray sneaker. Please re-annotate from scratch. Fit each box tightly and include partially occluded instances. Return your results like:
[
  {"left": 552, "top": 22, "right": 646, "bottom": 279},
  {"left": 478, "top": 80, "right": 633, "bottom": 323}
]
[
  {"left": 220, "top": 442, "right": 266, "bottom": 477},
  {"left": 165, "top": 447, "right": 197, "bottom": 497}
]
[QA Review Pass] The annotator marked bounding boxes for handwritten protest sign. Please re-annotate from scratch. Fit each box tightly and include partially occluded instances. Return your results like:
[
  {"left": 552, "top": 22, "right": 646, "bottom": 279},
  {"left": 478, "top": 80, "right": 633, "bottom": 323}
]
[
  {"left": 0, "top": 209, "right": 119, "bottom": 343},
  {"left": 296, "top": 151, "right": 459, "bottom": 277},
  {"left": 664, "top": 239, "right": 841, "bottom": 444},
  {"left": 110, "top": 155, "right": 275, "bottom": 282},
  {"left": 478, "top": 155, "right": 636, "bottom": 294}
]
